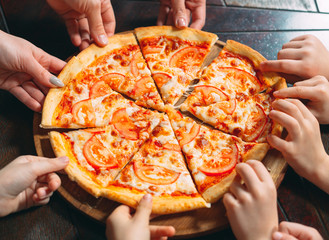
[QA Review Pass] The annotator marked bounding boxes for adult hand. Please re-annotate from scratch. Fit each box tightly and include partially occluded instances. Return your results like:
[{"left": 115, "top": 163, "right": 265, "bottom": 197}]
[
  {"left": 47, "top": 0, "right": 116, "bottom": 50},
  {"left": 268, "top": 99, "right": 329, "bottom": 194},
  {"left": 272, "top": 221, "right": 323, "bottom": 240},
  {"left": 273, "top": 76, "right": 329, "bottom": 124},
  {"left": 0, "top": 31, "right": 66, "bottom": 112},
  {"left": 157, "top": 0, "right": 206, "bottom": 30},
  {"left": 223, "top": 160, "right": 278, "bottom": 240},
  {"left": 260, "top": 35, "right": 329, "bottom": 83},
  {"left": 0, "top": 156, "right": 68, "bottom": 217},
  {"left": 106, "top": 194, "right": 175, "bottom": 240}
]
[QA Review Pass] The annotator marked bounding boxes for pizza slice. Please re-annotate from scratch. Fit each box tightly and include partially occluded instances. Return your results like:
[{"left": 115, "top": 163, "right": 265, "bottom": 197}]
[
  {"left": 107, "top": 114, "right": 209, "bottom": 214},
  {"left": 166, "top": 106, "right": 269, "bottom": 203},
  {"left": 135, "top": 26, "right": 218, "bottom": 105}
]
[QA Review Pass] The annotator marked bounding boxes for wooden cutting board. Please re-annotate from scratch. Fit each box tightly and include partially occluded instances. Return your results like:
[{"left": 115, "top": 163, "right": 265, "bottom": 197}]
[{"left": 33, "top": 38, "right": 287, "bottom": 238}]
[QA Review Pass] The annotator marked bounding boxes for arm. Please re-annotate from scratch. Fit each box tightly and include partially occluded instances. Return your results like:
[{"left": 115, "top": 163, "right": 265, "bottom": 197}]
[
  {"left": 260, "top": 35, "right": 329, "bottom": 83},
  {"left": 223, "top": 160, "right": 278, "bottom": 240},
  {"left": 106, "top": 194, "right": 175, "bottom": 240},
  {"left": 0, "top": 30, "right": 65, "bottom": 112},
  {"left": 268, "top": 99, "right": 329, "bottom": 194},
  {"left": 157, "top": 0, "right": 206, "bottom": 30},
  {"left": 272, "top": 221, "right": 323, "bottom": 240},
  {"left": 0, "top": 156, "right": 68, "bottom": 217},
  {"left": 47, "top": 0, "right": 116, "bottom": 50}
]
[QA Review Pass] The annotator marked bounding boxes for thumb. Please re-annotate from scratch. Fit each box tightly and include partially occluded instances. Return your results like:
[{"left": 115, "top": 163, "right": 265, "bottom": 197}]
[
  {"left": 133, "top": 194, "right": 153, "bottom": 225},
  {"left": 28, "top": 156, "right": 69, "bottom": 178},
  {"left": 171, "top": 0, "right": 188, "bottom": 28},
  {"left": 273, "top": 231, "right": 298, "bottom": 240}
]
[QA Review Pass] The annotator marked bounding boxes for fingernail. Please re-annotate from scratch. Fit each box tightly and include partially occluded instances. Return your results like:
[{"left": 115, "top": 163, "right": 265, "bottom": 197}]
[
  {"left": 143, "top": 194, "right": 152, "bottom": 202},
  {"left": 98, "top": 34, "right": 108, "bottom": 45},
  {"left": 50, "top": 76, "right": 64, "bottom": 87},
  {"left": 273, "top": 232, "right": 283, "bottom": 240},
  {"left": 176, "top": 18, "right": 187, "bottom": 28},
  {"left": 59, "top": 156, "right": 69, "bottom": 164}
]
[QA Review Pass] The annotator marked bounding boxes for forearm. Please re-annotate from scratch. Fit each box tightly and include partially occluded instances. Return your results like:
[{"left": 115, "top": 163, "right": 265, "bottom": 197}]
[{"left": 313, "top": 154, "right": 329, "bottom": 194}]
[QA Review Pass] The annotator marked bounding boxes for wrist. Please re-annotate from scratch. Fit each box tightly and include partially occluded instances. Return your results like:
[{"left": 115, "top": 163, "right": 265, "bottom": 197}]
[{"left": 312, "top": 154, "right": 329, "bottom": 194}]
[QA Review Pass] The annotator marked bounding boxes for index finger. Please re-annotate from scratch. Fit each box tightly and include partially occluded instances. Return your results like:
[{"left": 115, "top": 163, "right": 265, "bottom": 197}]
[
  {"left": 100, "top": 0, "right": 116, "bottom": 36},
  {"left": 235, "top": 162, "right": 261, "bottom": 190},
  {"left": 171, "top": 0, "right": 188, "bottom": 28},
  {"left": 274, "top": 86, "right": 318, "bottom": 101},
  {"left": 189, "top": 4, "right": 206, "bottom": 29},
  {"left": 260, "top": 60, "right": 302, "bottom": 76}
]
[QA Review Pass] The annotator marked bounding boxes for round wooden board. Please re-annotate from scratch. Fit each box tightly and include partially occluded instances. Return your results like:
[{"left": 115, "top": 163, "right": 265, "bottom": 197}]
[{"left": 33, "top": 38, "right": 288, "bottom": 238}]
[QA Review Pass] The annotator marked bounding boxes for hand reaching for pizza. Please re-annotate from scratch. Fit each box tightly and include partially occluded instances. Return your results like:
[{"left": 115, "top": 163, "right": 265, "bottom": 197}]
[
  {"left": 0, "top": 31, "right": 66, "bottom": 112},
  {"left": 157, "top": 0, "right": 206, "bottom": 30},
  {"left": 260, "top": 35, "right": 329, "bottom": 83},
  {"left": 268, "top": 99, "right": 329, "bottom": 194},
  {"left": 47, "top": 0, "right": 115, "bottom": 50},
  {"left": 273, "top": 76, "right": 329, "bottom": 124},
  {"left": 223, "top": 160, "right": 278, "bottom": 240},
  {"left": 272, "top": 222, "right": 323, "bottom": 240},
  {"left": 0, "top": 156, "right": 68, "bottom": 217},
  {"left": 106, "top": 194, "right": 176, "bottom": 240}
]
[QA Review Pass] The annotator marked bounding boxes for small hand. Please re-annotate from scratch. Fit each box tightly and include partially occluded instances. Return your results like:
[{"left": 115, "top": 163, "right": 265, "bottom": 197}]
[
  {"left": 268, "top": 99, "right": 329, "bottom": 194},
  {"left": 272, "top": 221, "right": 323, "bottom": 240},
  {"left": 260, "top": 35, "right": 329, "bottom": 83},
  {"left": 106, "top": 194, "right": 175, "bottom": 240},
  {"left": 0, "top": 156, "right": 69, "bottom": 217},
  {"left": 157, "top": 0, "right": 206, "bottom": 30},
  {"left": 47, "top": 0, "right": 116, "bottom": 50},
  {"left": 223, "top": 160, "right": 278, "bottom": 240},
  {"left": 0, "top": 31, "right": 66, "bottom": 112}
]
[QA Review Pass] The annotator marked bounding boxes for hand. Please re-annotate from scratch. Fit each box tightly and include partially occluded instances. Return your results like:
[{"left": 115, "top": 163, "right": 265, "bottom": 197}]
[
  {"left": 260, "top": 35, "right": 329, "bottom": 83},
  {"left": 106, "top": 194, "right": 175, "bottom": 240},
  {"left": 0, "top": 156, "right": 68, "bottom": 217},
  {"left": 0, "top": 31, "right": 66, "bottom": 112},
  {"left": 268, "top": 99, "right": 329, "bottom": 194},
  {"left": 157, "top": 0, "right": 206, "bottom": 30},
  {"left": 223, "top": 160, "right": 278, "bottom": 240},
  {"left": 273, "top": 76, "right": 329, "bottom": 124},
  {"left": 47, "top": 0, "right": 115, "bottom": 50},
  {"left": 272, "top": 221, "right": 323, "bottom": 240}
]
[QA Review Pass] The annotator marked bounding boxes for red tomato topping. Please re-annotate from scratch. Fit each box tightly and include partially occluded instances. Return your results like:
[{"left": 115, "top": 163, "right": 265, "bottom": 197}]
[
  {"left": 199, "top": 143, "right": 238, "bottom": 176},
  {"left": 131, "top": 76, "right": 152, "bottom": 97},
  {"left": 89, "top": 81, "right": 111, "bottom": 98},
  {"left": 131, "top": 52, "right": 144, "bottom": 77},
  {"left": 179, "top": 123, "right": 200, "bottom": 146},
  {"left": 100, "top": 73, "right": 125, "bottom": 90},
  {"left": 152, "top": 72, "right": 172, "bottom": 89},
  {"left": 133, "top": 160, "right": 180, "bottom": 185},
  {"left": 169, "top": 47, "right": 207, "bottom": 72},
  {"left": 154, "top": 140, "right": 181, "bottom": 152},
  {"left": 71, "top": 99, "right": 96, "bottom": 126},
  {"left": 143, "top": 46, "right": 163, "bottom": 55},
  {"left": 83, "top": 135, "right": 118, "bottom": 169},
  {"left": 244, "top": 103, "right": 268, "bottom": 142},
  {"left": 111, "top": 108, "right": 139, "bottom": 140}
]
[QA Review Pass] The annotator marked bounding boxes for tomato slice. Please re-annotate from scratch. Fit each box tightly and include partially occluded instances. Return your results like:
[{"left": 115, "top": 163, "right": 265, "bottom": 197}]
[
  {"left": 71, "top": 99, "right": 96, "bottom": 126},
  {"left": 244, "top": 104, "right": 268, "bottom": 142},
  {"left": 131, "top": 52, "right": 144, "bottom": 77},
  {"left": 154, "top": 140, "right": 181, "bottom": 152},
  {"left": 194, "top": 85, "right": 236, "bottom": 114},
  {"left": 133, "top": 160, "right": 180, "bottom": 185},
  {"left": 131, "top": 76, "right": 152, "bottom": 97},
  {"left": 143, "top": 46, "right": 163, "bottom": 55},
  {"left": 152, "top": 72, "right": 172, "bottom": 89},
  {"left": 83, "top": 135, "right": 118, "bottom": 169},
  {"left": 199, "top": 143, "right": 238, "bottom": 176},
  {"left": 169, "top": 47, "right": 207, "bottom": 72},
  {"left": 111, "top": 108, "right": 139, "bottom": 140},
  {"left": 89, "top": 81, "right": 111, "bottom": 98},
  {"left": 100, "top": 73, "right": 125, "bottom": 90},
  {"left": 179, "top": 123, "right": 200, "bottom": 146}
]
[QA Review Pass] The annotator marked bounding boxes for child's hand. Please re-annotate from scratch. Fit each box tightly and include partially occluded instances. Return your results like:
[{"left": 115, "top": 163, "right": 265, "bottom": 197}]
[
  {"left": 272, "top": 221, "right": 323, "bottom": 240},
  {"left": 260, "top": 35, "right": 329, "bottom": 82},
  {"left": 0, "top": 156, "right": 69, "bottom": 217},
  {"left": 223, "top": 160, "right": 278, "bottom": 240},
  {"left": 268, "top": 99, "right": 329, "bottom": 194},
  {"left": 106, "top": 194, "right": 175, "bottom": 240},
  {"left": 273, "top": 76, "right": 329, "bottom": 124}
]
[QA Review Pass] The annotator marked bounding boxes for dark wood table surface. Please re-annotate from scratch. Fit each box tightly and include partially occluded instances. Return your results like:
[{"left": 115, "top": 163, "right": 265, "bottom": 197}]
[{"left": 0, "top": 0, "right": 329, "bottom": 239}]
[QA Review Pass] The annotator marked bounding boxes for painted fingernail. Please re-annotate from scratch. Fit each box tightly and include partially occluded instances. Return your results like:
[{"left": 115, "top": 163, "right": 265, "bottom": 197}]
[
  {"left": 273, "top": 232, "right": 283, "bottom": 240},
  {"left": 176, "top": 18, "right": 187, "bottom": 28},
  {"left": 50, "top": 75, "right": 64, "bottom": 87},
  {"left": 98, "top": 34, "right": 108, "bottom": 45},
  {"left": 59, "top": 156, "right": 69, "bottom": 164},
  {"left": 143, "top": 194, "right": 152, "bottom": 202}
]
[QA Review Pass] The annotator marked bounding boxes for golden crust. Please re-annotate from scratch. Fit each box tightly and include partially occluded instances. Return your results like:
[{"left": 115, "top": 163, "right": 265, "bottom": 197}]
[
  {"left": 135, "top": 26, "right": 218, "bottom": 45},
  {"left": 243, "top": 143, "right": 270, "bottom": 161}
]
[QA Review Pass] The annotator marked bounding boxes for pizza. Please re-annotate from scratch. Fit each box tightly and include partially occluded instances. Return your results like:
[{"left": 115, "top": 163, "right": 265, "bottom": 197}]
[{"left": 41, "top": 27, "right": 286, "bottom": 214}]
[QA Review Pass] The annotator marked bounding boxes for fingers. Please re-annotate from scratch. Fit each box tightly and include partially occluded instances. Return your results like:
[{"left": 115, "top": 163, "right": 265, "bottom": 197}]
[
  {"left": 78, "top": 18, "right": 91, "bottom": 50},
  {"left": 223, "top": 192, "right": 238, "bottom": 208},
  {"left": 10, "top": 85, "right": 43, "bottom": 112},
  {"left": 107, "top": 205, "right": 132, "bottom": 223},
  {"left": 229, "top": 175, "right": 249, "bottom": 200},
  {"left": 64, "top": 18, "right": 81, "bottom": 47},
  {"left": 157, "top": 4, "right": 170, "bottom": 26},
  {"left": 171, "top": 0, "right": 188, "bottom": 28},
  {"left": 189, "top": 4, "right": 206, "bottom": 30},
  {"left": 277, "top": 49, "right": 303, "bottom": 60},
  {"left": 260, "top": 60, "right": 302, "bottom": 75},
  {"left": 273, "top": 86, "right": 317, "bottom": 101},
  {"left": 133, "top": 194, "right": 153, "bottom": 225},
  {"left": 100, "top": 0, "right": 116, "bottom": 37},
  {"left": 272, "top": 231, "right": 298, "bottom": 240},
  {"left": 267, "top": 134, "right": 290, "bottom": 155},
  {"left": 149, "top": 225, "right": 175, "bottom": 239},
  {"left": 28, "top": 156, "right": 69, "bottom": 178},
  {"left": 246, "top": 160, "right": 273, "bottom": 184},
  {"left": 275, "top": 221, "right": 322, "bottom": 240}
]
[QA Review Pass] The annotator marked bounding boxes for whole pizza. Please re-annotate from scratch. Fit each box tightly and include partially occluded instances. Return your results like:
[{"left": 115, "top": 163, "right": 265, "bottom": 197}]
[{"left": 41, "top": 26, "right": 286, "bottom": 214}]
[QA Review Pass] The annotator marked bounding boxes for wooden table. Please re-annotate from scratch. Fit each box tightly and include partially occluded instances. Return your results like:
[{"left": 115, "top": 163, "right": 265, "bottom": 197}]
[{"left": 0, "top": 0, "right": 329, "bottom": 239}]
